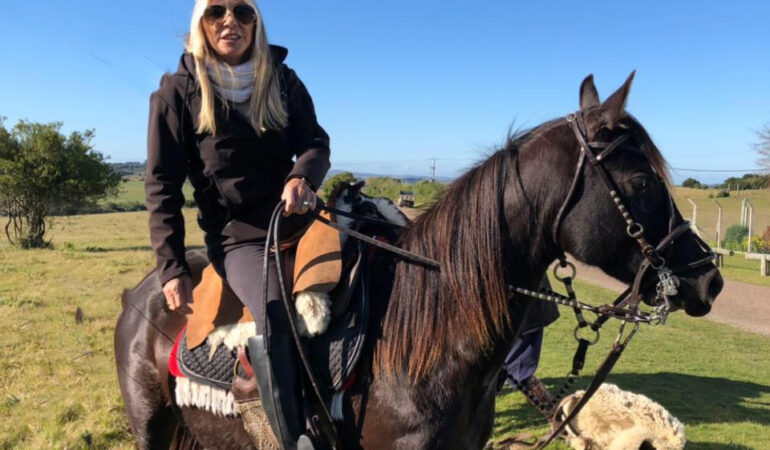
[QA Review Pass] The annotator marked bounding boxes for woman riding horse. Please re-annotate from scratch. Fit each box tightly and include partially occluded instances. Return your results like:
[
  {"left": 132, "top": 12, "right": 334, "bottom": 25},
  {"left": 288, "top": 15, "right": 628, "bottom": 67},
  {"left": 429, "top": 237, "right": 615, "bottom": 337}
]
[{"left": 145, "top": 0, "right": 328, "bottom": 447}]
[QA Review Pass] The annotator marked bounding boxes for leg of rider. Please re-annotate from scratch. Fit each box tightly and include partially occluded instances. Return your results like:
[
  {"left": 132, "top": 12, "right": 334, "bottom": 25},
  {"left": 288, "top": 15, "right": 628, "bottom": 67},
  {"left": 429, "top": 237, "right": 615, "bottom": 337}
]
[
  {"left": 217, "top": 243, "right": 304, "bottom": 449},
  {"left": 503, "top": 328, "right": 543, "bottom": 386},
  {"left": 502, "top": 328, "right": 555, "bottom": 415}
]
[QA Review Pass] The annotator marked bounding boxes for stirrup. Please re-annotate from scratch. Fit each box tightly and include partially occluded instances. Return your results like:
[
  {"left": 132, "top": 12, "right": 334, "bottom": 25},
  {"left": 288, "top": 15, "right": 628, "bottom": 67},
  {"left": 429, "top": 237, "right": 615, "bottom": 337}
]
[{"left": 248, "top": 334, "right": 304, "bottom": 449}]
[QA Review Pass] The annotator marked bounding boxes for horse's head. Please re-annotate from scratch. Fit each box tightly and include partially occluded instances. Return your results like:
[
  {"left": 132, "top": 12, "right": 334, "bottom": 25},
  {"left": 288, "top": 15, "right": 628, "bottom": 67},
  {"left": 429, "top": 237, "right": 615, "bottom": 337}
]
[{"left": 548, "top": 73, "right": 722, "bottom": 316}]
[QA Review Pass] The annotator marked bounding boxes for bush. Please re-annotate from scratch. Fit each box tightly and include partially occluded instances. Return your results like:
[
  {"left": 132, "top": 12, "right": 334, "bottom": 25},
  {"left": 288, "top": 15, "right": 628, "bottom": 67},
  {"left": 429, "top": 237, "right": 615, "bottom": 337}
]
[
  {"left": 362, "top": 177, "right": 404, "bottom": 203},
  {"left": 320, "top": 172, "right": 357, "bottom": 201},
  {"left": 723, "top": 225, "right": 749, "bottom": 251},
  {"left": 709, "top": 189, "right": 730, "bottom": 198},
  {"left": 682, "top": 178, "right": 705, "bottom": 189},
  {"left": 412, "top": 179, "right": 446, "bottom": 207}
]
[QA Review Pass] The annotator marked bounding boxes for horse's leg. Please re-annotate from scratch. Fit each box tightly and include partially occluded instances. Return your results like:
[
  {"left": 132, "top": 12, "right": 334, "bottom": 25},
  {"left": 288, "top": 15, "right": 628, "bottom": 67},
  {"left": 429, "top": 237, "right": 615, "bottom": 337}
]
[{"left": 116, "top": 277, "right": 186, "bottom": 449}]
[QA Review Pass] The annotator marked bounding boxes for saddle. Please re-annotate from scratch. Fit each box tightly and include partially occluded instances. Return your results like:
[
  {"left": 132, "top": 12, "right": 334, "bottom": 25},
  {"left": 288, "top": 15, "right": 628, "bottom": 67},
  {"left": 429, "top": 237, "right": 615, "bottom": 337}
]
[{"left": 172, "top": 182, "right": 409, "bottom": 418}]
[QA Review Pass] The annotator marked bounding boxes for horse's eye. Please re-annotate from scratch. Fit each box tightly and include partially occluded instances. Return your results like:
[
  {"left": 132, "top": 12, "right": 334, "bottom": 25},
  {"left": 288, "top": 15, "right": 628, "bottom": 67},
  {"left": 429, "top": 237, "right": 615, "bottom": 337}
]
[{"left": 630, "top": 176, "right": 650, "bottom": 193}]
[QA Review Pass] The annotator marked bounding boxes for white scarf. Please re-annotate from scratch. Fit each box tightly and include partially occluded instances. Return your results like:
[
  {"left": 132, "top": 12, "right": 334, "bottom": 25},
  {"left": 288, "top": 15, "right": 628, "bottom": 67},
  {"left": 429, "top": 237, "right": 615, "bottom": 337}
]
[{"left": 207, "top": 59, "right": 255, "bottom": 103}]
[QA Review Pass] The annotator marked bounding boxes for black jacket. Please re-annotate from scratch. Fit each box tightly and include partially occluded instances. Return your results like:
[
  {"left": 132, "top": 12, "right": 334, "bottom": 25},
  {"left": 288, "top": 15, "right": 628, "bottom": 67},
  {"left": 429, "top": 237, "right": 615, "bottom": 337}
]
[{"left": 146, "top": 46, "right": 330, "bottom": 285}]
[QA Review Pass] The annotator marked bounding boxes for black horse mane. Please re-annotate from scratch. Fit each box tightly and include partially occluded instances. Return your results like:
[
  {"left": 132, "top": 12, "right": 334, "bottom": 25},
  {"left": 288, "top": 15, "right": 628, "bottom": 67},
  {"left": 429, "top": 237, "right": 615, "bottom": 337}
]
[
  {"left": 374, "top": 113, "right": 669, "bottom": 383},
  {"left": 375, "top": 130, "right": 528, "bottom": 382}
]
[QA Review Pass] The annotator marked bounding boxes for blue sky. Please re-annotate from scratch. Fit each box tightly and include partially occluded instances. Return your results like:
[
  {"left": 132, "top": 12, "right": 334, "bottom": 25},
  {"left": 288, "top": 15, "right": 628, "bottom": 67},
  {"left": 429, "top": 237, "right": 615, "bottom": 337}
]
[{"left": 1, "top": 1, "right": 768, "bottom": 183}]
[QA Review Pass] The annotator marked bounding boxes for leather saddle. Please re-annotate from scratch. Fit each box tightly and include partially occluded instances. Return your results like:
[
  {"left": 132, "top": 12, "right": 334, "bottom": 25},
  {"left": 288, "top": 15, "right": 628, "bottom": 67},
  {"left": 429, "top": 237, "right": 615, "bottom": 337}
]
[{"left": 175, "top": 182, "right": 409, "bottom": 397}]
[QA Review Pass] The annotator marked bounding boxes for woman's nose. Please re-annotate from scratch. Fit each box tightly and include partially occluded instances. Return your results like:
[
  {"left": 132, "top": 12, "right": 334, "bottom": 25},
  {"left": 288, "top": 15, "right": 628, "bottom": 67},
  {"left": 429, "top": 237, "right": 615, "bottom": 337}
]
[{"left": 222, "top": 9, "right": 237, "bottom": 26}]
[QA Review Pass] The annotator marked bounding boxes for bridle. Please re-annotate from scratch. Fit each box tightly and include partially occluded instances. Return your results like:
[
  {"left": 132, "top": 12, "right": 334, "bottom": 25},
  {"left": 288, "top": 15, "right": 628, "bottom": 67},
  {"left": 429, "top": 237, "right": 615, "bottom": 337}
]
[
  {"left": 550, "top": 111, "right": 715, "bottom": 320},
  {"left": 499, "top": 111, "right": 717, "bottom": 449}
]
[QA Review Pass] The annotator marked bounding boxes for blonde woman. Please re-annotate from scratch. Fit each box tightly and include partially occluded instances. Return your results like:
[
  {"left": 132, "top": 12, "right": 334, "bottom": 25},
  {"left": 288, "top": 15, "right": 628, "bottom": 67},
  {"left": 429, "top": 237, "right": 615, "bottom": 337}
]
[{"left": 145, "top": 0, "right": 329, "bottom": 447}]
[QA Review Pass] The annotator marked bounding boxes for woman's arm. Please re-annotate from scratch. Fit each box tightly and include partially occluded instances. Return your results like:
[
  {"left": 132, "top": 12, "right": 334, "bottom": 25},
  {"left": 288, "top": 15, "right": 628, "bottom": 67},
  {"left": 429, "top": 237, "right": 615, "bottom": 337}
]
[
  {"left": 283, "top": 67, "right": 331, "bottom": 191},
  {"left": 145, "top": 85, "right": 191, "bottom": 289}
]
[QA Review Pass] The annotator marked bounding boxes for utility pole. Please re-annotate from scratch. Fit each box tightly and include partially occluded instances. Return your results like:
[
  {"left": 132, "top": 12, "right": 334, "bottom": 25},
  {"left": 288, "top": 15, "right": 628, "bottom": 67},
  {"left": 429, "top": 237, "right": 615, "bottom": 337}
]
[{"left": 429, "top": 158, "right": 437, "bottom": 183}]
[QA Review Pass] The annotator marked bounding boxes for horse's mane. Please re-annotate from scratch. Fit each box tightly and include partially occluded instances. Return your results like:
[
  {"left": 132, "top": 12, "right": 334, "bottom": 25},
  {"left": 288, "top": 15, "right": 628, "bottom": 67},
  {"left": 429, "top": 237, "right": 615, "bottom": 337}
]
[{"left": 375, "top": 135, "right": 523, "bottom": 382}]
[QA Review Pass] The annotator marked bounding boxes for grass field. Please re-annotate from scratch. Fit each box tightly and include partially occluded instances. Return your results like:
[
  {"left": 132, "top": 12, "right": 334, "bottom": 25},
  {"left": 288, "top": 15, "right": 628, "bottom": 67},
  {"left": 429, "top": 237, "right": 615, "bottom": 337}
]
[
  {"left": 672, "top": 187, "right": 770, "bottom": 246},
  {"left": 1, "top": 209, "right": 769, "bottom": 448},
  {"left": 107, "top": 180, "right": 194, "bottom": 205}
]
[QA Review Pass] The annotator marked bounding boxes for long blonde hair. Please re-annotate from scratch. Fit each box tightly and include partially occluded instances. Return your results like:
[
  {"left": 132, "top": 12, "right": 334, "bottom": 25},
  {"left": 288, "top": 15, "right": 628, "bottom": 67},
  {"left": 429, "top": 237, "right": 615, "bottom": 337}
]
[{"left": 186, "top": 0, "right": 288, "bottom": 135}]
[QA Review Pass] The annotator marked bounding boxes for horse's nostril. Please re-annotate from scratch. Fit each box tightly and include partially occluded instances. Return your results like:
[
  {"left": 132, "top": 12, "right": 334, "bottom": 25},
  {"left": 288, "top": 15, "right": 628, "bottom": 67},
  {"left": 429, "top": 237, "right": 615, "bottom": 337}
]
[{"left": 707, "top": 271, "right": 723, "bottom": 301}]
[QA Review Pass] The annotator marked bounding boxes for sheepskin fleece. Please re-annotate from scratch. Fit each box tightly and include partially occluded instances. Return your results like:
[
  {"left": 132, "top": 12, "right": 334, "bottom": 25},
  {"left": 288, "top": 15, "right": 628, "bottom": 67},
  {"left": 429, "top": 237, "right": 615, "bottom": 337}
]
[
  {"left": 559, "top": 383, "right": 685, "bottom": 450},
  {"left": 205, "top": 322, "right": 257, "bottom": 358},
  {"left": 295, "top": 291, "right": 332, "bottom": 337}
]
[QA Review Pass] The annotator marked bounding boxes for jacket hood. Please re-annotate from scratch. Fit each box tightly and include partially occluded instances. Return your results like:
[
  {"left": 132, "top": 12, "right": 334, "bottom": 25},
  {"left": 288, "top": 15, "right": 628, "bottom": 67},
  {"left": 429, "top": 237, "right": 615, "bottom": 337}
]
[{"left": 177, "top": 44, "right": 289, "bottom": 76}]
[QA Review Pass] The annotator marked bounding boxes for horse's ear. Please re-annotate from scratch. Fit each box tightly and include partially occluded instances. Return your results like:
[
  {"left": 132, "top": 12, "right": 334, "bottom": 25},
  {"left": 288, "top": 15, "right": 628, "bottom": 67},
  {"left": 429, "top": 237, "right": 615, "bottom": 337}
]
[
  {"left": 579, "top": 74, "right": 600, "bottom": 110},
  {"left": 601, "top": 71, "right": 635, "bottom": 127}
]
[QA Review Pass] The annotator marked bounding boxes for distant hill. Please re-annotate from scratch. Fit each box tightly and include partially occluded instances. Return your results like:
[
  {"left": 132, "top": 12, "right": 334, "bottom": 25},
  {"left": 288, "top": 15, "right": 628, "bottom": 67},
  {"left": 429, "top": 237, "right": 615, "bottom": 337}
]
[
  {"left": 325, "top": 169, "right": 453, "bottom": 184},
  {"left": 111, "top": 161, "right": 144, "bottom": 178}
]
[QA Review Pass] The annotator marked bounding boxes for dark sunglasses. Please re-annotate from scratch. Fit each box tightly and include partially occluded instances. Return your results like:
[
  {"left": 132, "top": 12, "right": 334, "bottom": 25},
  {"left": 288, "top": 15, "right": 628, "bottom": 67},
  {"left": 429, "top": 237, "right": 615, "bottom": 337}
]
[{"left": 203, "top": 4, "right": 257, "bottom": 25}]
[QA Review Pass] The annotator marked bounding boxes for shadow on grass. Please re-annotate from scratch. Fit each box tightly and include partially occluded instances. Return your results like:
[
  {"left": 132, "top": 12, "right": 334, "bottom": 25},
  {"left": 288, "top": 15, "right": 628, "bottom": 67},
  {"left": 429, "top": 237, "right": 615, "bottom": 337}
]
[
  {"left": 596, "top": 373, "right": 770, "bottom": 426},
  {"left": 686, "top": 443, "right": 753, "bottom": 450},
  {"left": 496, "top": 372, "right": 770, "bottom": 440}
]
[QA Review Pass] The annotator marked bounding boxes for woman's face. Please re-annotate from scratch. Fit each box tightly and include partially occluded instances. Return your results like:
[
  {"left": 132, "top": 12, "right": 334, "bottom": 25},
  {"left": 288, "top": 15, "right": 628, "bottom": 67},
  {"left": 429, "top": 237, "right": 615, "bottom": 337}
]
[{"left": 201, "top": 0, "right": 256, "bottom": 65}]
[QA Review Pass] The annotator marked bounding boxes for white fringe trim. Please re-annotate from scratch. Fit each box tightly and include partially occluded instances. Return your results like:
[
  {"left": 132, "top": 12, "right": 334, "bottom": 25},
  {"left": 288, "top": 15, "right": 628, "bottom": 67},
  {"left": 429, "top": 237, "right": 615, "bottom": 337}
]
[{"left": 175, "top": 377, "right": 237, "bottom": 417}]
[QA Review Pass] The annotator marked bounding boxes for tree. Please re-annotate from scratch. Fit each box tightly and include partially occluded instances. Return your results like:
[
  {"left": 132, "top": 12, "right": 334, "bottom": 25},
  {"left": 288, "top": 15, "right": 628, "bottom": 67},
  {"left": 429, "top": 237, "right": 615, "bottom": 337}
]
[
  {"left": 319, "top": 171, "right": 357, "bottom": 201},
  {"left": 682, "top": 177, "right": 703, "bottom": 189},
  {"left": 362, "top": 177, "right": 404, "bottom": 203},
  {"left": 0, "top": 119, "right": 121, "bottom": 248},
  {"left": 756, "top": 123, "right": 770, "bottom": 175},
  {"left": 412, "top": 179, "right": 446, "bottom": 207}
]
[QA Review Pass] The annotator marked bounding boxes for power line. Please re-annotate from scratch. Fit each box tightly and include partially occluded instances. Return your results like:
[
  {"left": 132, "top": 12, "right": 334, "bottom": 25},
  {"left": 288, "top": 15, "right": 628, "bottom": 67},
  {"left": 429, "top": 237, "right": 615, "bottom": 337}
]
[{"left": 670, "top": 167, "right": 768, "bottom": 173}]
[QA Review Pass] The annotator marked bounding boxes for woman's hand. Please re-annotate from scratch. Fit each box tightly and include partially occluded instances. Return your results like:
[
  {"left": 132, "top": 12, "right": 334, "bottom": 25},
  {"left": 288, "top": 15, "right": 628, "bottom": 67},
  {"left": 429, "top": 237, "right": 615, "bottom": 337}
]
[
  {"left": 281, "top": 177, "right": 316, "bottom": 216},
  {"left": 163, "top": 275, "right": 193, "bottom": 314}
]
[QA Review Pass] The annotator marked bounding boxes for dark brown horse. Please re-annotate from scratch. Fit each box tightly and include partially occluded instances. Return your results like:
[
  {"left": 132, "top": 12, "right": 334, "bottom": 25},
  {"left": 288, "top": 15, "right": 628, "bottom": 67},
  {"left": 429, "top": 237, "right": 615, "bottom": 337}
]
[{"left": 115, "top": 74, "right": 723, "bottom": 449}]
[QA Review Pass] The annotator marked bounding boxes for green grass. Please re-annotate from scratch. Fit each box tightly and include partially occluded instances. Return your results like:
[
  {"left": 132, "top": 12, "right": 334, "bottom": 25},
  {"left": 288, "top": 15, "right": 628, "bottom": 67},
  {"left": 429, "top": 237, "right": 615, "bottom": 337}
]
[
  {"left": 672, "top": 186, "right": 770, "bottom": 247},
  {"left": 0, "top": 210, "right": 204, "bottom": 449},
  {"left": 716, "top": 253, "right": 770, "bottom": 288},
  {"left": 103, "top": 180, "right": 194, "bottom": 206}
]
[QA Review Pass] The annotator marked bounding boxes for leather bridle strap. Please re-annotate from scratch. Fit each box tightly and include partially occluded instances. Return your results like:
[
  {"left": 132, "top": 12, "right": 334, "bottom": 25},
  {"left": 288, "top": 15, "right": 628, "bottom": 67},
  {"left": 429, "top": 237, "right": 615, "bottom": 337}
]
[{"left": 309, "top": 202, "right": 441, "bottom": 270}]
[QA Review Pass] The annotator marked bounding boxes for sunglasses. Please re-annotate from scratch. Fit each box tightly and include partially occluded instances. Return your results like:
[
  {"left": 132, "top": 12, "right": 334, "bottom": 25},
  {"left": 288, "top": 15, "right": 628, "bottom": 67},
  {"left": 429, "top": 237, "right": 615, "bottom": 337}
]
[{"left": 203, "top": 4, "right": 257, "bottom": 25}]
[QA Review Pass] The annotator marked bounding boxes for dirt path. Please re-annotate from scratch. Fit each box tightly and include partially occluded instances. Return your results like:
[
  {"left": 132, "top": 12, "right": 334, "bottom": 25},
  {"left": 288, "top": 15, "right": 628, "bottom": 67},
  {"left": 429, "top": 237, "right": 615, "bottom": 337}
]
[{"left": 571, "top": 261, "right": 770, "bottom": 337}]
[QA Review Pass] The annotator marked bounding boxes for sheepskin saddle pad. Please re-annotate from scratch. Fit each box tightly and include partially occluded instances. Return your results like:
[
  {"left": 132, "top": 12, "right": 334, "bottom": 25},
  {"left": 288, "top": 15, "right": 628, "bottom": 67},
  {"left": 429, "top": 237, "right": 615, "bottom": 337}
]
[
  {"left": 173, "top": 182, "right": 409, "bottom": 413},
  {"left": 554, "top": 383, "right": 686, "bottom": 450}
]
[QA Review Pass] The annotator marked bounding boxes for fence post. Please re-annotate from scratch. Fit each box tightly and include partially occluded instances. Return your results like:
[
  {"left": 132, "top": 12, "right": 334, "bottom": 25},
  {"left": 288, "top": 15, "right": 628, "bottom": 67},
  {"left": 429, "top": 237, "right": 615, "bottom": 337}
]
[
  {"left": 687, "top": 198, "right": 697, "bottom": 232},
  {"left": 713, "top": 199, "right": 722, "bottom": 249},
  {"left": 747, "top": 202, "right": 754, "bottom": 253},
  {"left": 762, "top": 256, "right": 768, "bottom": 277}
]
